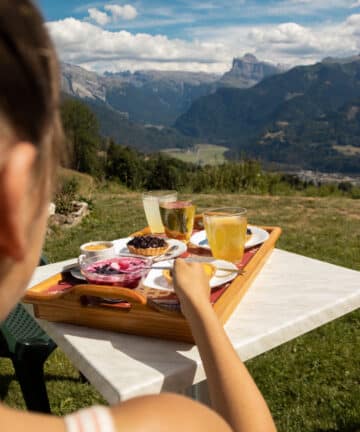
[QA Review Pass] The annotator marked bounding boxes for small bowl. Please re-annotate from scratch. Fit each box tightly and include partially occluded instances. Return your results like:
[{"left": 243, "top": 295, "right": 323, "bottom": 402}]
[
  {"left": 79, "top": 254, "right": 152, "bottom": 288},
  {"left": 80, "top": 241, "right": 115, "bottom": 259}
]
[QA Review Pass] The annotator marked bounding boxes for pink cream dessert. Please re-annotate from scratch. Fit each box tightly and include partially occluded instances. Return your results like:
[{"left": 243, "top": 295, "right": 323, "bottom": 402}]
[{"left": 82, "top": 256, "right": 149, "bottom": 288}]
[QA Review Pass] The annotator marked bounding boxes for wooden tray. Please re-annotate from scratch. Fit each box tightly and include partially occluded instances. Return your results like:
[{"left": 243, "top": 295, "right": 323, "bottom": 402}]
[{"left": 24, "top": 224, "right": 281, "bottom": 343}]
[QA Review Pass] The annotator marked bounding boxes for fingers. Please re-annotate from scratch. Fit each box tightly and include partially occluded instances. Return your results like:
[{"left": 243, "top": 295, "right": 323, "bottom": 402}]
[
  {"left": 173, "top": 259, "right": 210, "bottom": 292},
  {"left": 173, "top": 258, "right": 212, "bottom": 317},
  {"left": 173, "top": 259, "right": 204, "bottom": 286},
  {"left": 173, "top": 257, "right": 185, "bottom": 275},
  {"left": 174, "top": 258, "right": 203, "bottom": 273}
]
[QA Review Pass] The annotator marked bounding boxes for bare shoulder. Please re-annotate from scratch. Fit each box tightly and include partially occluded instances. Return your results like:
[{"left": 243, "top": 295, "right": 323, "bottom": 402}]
[{"left": 110, "top": 393, "right": 232, "bottom": 432}]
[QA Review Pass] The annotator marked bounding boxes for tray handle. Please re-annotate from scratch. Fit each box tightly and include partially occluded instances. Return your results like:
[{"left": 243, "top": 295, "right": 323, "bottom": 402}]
[{"left": 70, "top": 284, "right": 147, "bottom": 305}]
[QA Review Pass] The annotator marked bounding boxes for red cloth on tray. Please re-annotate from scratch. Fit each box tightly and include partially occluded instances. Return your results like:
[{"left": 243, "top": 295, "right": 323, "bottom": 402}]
[{"left": 40, "top": 239, "right": 260, "bottom": 312}]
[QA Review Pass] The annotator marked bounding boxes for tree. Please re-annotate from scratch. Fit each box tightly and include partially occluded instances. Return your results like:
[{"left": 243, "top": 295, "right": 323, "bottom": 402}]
[
  {"left": 61, "top": 98, "right": 103, "bottom": 177},
  {"left": 106, "top": 141, "right": 147, "bottom": 189}
]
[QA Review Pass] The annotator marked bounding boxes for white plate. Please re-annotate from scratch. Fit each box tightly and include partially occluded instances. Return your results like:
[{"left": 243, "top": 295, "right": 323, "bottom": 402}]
[
  {"left": 190, "top": 225, "right": 269, "bottom": 250},
  {"left": 113, "top": 237, "right": 187, "bottom": 259},
  {"left": 143, "top": 258, "right": 238, "bottom": 292}
]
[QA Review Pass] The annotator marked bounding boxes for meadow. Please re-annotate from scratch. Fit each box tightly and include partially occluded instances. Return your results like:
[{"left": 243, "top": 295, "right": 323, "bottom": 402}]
[
  {"left": 161, "top": 143, "right": 229, "bottom": 165},
  {"left": 0, "top": 187, "right": 359, "bottom": 432}
]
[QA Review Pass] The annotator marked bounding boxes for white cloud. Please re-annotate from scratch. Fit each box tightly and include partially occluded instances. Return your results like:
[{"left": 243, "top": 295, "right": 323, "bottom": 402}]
[
  {"left": 88, "top": 8, "right": 110, "bottom": 26},
  {"left": 87, "top": 4, "right": 138, "bottom": 26},
  {"left": 47, "top": 18, "right": 228, "bottom": 73},
  {"left": 47, "top": 13, "right": 360, "bottom": 74},
  {"left": 350, "top": 0, "right": 360, "bottom": 7},
  {"left": 190, "top": 14, "right": 360, "bottom": 66},
  {"left": 104, "top": 4, "right": 138, "bottom": 20}
]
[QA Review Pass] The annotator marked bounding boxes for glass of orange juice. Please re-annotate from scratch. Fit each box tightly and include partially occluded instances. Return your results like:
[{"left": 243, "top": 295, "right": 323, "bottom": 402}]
[{"left": 203, "top": 207, "right": 247, "bottom": 262}]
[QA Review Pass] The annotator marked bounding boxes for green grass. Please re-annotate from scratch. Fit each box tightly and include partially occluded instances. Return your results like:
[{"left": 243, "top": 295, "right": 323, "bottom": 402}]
[
  {"left": 58, "top": 167, "right": 96, "bottom": 197},
  {"left": 1, "top": 191, "right": 360, "bottom": 431},
  {"left": 161, "top": 143, "right": 229, "bottom": 165},
  {"left": 0, "top": 350, "right": 106, "bottom": 414}
]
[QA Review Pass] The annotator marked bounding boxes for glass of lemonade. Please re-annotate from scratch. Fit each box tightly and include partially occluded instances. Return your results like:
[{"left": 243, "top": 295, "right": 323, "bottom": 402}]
[
  {"left": 142, "top": 191, "right": 177, "bottom": 234},
  {"left": 203, "top": 207, "right": 247, "bottom": 262},
  {"left": 159, "top": 201, "right": 196, "bottom": 242}
]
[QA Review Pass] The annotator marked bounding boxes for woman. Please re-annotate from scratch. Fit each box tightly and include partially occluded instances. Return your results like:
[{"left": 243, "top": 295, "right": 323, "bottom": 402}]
[{"left": 0, "top": 1, "right": 277, "bottom": 431}]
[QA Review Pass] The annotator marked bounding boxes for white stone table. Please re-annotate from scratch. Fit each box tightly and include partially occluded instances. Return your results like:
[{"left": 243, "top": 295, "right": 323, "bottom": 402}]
[{"left": 25, "top": 249, "right": 360, "bottom": 404}]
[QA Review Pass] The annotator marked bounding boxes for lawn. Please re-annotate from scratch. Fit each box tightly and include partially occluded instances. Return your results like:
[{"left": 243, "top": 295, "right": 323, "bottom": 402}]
[{"left": 1, "top": 191, "right": 359, "bottom": 432}]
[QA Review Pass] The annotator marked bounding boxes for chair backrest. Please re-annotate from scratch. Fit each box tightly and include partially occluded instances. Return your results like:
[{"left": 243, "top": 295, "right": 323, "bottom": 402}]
[
  {"left": 1, "top": 304, "right": 53, "bottom": 353},
  {"left": 0, "top": 255, "right": 51, "bottom": 354}
]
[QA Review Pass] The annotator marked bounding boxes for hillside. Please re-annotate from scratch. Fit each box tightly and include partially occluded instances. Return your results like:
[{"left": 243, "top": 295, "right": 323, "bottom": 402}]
[
  {"left": 175, "top": 60, "right": 360, "bottom": 173},
  {"left": 78, "top": 98, "right": 195, "bottom": 153}
]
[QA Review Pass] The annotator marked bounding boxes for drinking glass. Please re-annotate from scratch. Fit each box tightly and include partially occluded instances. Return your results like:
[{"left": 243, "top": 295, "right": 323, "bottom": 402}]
[
  {"left": 203, "top": 207, "right": 247, "bottom": 262},
  {"left": 159, "top": 201, "right": 196, "bottom": 242},
  {"left": 142, "top": 191, "right": 177, "bottom": 234}
]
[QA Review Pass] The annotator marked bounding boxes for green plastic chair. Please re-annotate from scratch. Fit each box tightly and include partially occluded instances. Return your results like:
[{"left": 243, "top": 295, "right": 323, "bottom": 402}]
[{"left": 0, "top": 256, "right": 56, "bottom": 413}]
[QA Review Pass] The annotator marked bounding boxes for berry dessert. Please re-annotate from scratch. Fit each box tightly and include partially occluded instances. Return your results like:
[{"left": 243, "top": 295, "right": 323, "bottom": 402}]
[
  {"left": 81, "top": 256, "right": 149, "bottom": 288},
  {"left": 127, "top": 235, "right": 169, "bottom": 257}
]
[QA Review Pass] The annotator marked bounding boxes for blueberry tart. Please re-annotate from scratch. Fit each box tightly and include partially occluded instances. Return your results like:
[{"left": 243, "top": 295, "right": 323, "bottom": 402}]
[{"left": 127, "top": 235, "right": 169, "bottom": 256}]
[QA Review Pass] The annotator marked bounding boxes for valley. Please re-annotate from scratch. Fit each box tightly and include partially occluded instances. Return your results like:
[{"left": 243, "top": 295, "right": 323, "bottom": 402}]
[
  {"left": 61, "top": 54, "right": 360, "bottom": 174},
  {"left": 161, "top": 143, "right": 229, "bottom": 165}
]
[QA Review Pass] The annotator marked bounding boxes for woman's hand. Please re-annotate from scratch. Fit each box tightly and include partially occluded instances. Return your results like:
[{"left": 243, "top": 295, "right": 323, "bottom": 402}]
[{"left": 172, "top": 259, "right": 211, "bottom": 317}]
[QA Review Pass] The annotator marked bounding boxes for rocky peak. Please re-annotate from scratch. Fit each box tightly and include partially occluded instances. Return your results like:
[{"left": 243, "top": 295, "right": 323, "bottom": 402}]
[
  {"left": 219, "top": 54, "right": 282, "bottom": 88},
  {"left": 236, "top": 53, "right": 258, "bottom": 64},
  {"left": 61, "top": 62, "right": 107, "bottom": 101}
]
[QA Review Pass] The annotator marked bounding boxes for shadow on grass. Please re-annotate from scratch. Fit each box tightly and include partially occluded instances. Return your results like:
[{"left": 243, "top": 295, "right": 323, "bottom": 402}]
[
  {"left": 0, "top": 374, "right": 13, "bottom": 400},
  {"left": 44, "top": 374, "right": 85, "bottom": 383},
  {"left": 0, "top": 373, "right": 85, "bottom": 401}
]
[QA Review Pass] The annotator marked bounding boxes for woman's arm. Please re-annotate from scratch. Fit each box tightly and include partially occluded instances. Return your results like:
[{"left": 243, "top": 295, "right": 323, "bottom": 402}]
[
  {"left": 173, "top": 259, "right": 277, "bottom": 432},
  {"left": 0, "top": 259, "right": 276, "bottom": 432},
  {"left": 1, "top": 391, "right": 232, "bottom": 432},
  {"left": 0, "top": 403, "right": 66, "bottom": 432}
]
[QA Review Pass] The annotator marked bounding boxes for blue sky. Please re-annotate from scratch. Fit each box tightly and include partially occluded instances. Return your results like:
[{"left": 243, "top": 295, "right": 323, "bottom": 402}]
[{"left": 36, "top": 1, "right": 360, "bottom": 74}]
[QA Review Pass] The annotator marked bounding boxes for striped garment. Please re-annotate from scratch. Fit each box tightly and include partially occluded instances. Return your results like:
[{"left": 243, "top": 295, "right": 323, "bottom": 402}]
[{"left": 65, "top": 406, "right": 116, "bottom": 432}]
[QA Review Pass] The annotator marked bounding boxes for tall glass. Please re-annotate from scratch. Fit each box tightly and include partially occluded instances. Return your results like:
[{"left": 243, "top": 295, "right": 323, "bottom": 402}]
[
  {"left": 203, "top": 207, "right": 247, "bottom": 262},
  {"left": 142, "top": 191, "right": 177, "bottom": 234},
  {"left": 160, "top": 201, "right": 196, "bottom": 242}
]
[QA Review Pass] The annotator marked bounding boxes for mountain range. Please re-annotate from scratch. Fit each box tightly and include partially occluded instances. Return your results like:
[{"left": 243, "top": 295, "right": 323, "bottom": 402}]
[
  {"left": 61, "top": 54, "right": 360, "bottom": 173},
  {"left": 61, "top": 54, "right": 283, "bottom": 126},
  {"left": 175, "top": 57, "right": 360, "bottom": 173}
]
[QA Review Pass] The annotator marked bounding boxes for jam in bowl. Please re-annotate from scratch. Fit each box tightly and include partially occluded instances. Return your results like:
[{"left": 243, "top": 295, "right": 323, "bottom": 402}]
[{"left": 79, "top": 255, "right": 151, "bottom": 288}]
